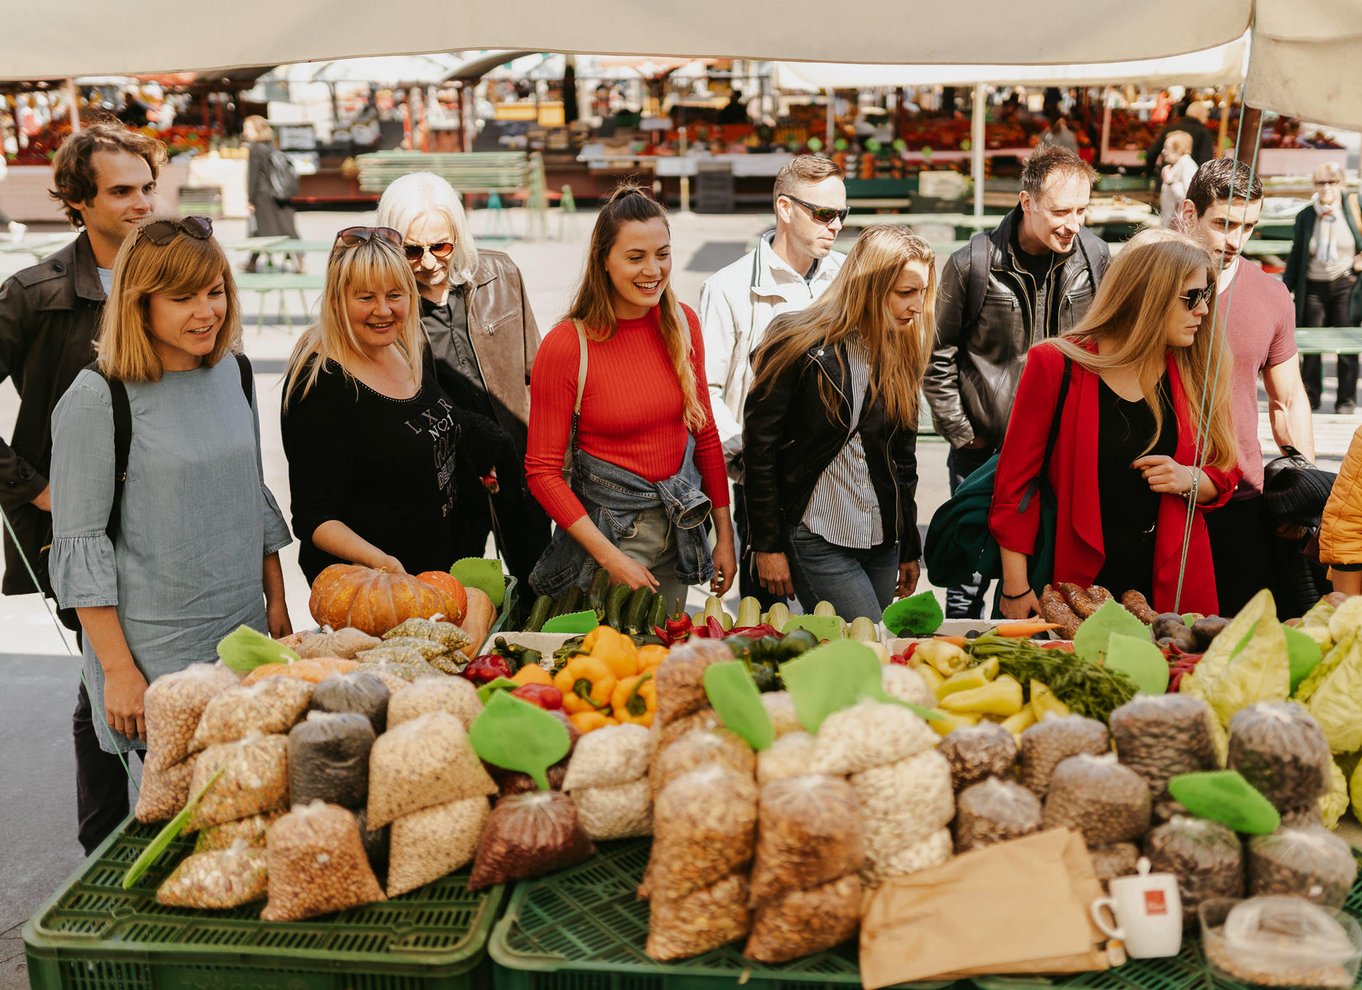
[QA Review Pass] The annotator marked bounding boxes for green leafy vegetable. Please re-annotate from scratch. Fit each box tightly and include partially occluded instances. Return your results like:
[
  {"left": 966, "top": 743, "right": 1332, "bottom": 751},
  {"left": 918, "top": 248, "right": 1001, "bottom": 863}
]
[
  {"left": 476, "top": 676, "right": 519, "bottom": 705},
  {"left": 1072, "top": 599, "right": 1149, "bottom": 665},
  {"left": 468, "top": 691, "right": 569, "bottom": 790},
  {"left": 450, "top": 557, "right": 506, "bottom": 608},
  {"left": 1283, "top": 624, "right": 1323, "bottom": 693},
  {"left": 121, "top": 768, "right": 223, "bottom": 890},
  {"left": 882, "top": 590, "right": 944, "bottom": 637},
  {"left": 703, "top": 660, "right": 775, "bottom": 751},
  {"left": 216, "top": 625, "right": 299, "bottom": 673}
]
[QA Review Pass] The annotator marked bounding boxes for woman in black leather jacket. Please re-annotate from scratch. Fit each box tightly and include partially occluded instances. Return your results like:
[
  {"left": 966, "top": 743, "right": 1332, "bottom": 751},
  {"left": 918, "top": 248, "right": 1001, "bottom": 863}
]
[{"left": 742, "top": 226, "right": 935, "bottom": 620}]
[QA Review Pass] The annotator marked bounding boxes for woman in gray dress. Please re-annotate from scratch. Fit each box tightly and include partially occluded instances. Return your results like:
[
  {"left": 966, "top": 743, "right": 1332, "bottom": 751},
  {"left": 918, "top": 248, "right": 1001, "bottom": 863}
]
[
  {"left": 49, "top": 215, "right": 292, "bottom": 843},
  {"left": 241, "top": 116, "right": 303, "bottom": 273}
]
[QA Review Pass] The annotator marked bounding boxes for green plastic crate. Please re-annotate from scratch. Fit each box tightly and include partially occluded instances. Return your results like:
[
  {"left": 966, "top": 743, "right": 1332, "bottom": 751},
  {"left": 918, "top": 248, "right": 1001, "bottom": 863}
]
[
  {"left": 488, "top": 837, "right": 953, "bottom": 990},
  {"left": 24, "top": 819, "right": 505, "bottom": 990}
]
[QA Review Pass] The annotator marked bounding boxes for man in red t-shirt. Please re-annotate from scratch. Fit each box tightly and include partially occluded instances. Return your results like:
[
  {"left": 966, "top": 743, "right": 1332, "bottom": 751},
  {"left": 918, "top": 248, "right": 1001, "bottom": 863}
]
[{"left": 1179, "top": 158, "right": 1316, "bottom": 615}]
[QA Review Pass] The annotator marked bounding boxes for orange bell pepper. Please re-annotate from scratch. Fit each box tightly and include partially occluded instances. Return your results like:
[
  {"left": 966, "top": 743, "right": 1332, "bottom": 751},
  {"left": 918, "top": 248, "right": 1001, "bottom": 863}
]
[
  {"left": 552, "top": 655, "right": 617, "bottom": 715},
  {"left": 569, "top": 710, "right": 617, "bottom": 734},
  {"left": 634, "top": 644, "right": 669, "bottom": 674},
  {"left": 585, "top": 625, "right": 638, "bottom": 679},
  {"left": 610, "top": 673, "right": 657, "bottom": 727},
  {"left": 511, "top": 664, "right": 553, "bottom": 687}
]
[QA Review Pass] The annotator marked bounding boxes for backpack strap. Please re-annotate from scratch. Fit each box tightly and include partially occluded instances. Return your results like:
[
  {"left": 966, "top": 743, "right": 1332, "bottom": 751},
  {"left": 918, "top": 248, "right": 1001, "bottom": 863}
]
[
  {"left": 235, "top": 352, "right": 255, "bottom": 405},
  {"left": 964, "top": 231, "right": 992, "bottom": 329},
  {"left": 1075, "top": 227, "right": 1110, "bottom": 287},
  {"left": 562, "top": 321, "right": 589, "bottom": 480}
]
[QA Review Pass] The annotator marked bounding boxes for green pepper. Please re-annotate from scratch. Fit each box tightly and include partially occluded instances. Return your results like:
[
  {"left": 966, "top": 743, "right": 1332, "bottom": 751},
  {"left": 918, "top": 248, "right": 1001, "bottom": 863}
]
[
  {"left": 749, "top": 661, "right": 782, "bottom": 693},
  {"left": 779, "top": 629, "right": 819, "bottom": 659},
  {"left": 722, "top": 635, "right": 756, "bottom": 662},
  {"left": 751, "top": 635, "right": 785, "bottom": 664}
]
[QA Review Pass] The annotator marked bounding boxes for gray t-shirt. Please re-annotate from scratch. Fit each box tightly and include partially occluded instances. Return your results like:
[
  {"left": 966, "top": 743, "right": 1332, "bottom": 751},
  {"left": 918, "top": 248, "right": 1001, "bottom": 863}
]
[{"left": 97, "top": 266, "right": 113, "bottom": 295}]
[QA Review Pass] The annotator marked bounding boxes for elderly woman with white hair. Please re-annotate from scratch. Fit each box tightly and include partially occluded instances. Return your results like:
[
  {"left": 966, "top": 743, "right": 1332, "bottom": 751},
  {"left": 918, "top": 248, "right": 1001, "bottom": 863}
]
[{"left": 376, "top": 172, "right": 548, "bottom": 581}]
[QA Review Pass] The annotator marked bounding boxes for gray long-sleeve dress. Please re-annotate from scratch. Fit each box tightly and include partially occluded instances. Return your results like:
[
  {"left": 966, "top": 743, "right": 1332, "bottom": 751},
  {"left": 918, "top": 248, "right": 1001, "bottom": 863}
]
[{"left": 49, "top": 357, "right": 292, "bottom": 754}]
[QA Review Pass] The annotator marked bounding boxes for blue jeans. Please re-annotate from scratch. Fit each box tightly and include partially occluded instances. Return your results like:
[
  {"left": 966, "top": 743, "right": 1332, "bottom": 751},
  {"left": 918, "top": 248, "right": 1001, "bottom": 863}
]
[
  {"left": 618, "top": 505, "right": 690, "bottom": 615},
  {"left": 787, "top": 524, "right": 899, "bottom": 621}
]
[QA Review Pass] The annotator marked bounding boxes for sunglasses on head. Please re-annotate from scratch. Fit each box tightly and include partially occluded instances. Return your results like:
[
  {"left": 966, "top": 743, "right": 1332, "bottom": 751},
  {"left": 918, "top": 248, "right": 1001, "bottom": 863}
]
[
  {"left": 1179, "top": 285, "right": 1213, "bottom": 311},
  {"left": 782, "top": 194, "right": 850, "bottom": 226},
  {"left": 333, "top": 226, "right": 404, "bottom": 252},
  {"left": 138, "top": 216, "right": 213, "bottom": 245},
  {"left": 403, "top": 240, "right": 455, "bottom": 262}
]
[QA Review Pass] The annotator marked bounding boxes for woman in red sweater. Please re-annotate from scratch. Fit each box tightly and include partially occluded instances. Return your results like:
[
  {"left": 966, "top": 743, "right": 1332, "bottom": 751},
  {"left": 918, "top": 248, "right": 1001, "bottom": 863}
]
[
  {"left": 991, "top": 228, "right": 1241, "bottom": 619},
  {"left": 525, "top": 185, "right": 735, "bottom": 607}
]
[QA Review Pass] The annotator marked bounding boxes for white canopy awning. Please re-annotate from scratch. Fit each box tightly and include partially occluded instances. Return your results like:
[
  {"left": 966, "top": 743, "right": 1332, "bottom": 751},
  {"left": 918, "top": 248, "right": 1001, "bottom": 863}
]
[{"left": 4, "top": 0, "right": 1360, "bottom": 129}]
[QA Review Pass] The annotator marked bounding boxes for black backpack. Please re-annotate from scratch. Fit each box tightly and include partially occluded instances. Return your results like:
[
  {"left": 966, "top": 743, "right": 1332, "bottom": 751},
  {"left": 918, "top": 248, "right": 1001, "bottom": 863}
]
[
  {"left": 961, "top": 225, "right": 1109, "bottom": 329},
  {"left": 266, "top": 148, "right": 299, "bottom": 202}
]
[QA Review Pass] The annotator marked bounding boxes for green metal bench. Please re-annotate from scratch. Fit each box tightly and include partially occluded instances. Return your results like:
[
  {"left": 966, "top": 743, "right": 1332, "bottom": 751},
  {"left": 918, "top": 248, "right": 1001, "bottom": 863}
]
[
  {"left": 355, "top": 151, "right": 531, "bottom": 197},
  {"left": 1296, "top": 328, "right": 1362, "bottom": 355}
]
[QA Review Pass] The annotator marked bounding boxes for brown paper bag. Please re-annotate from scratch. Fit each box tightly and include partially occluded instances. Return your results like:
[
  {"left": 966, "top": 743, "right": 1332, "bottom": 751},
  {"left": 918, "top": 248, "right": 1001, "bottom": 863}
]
[{"left": 859, "top": 827, "right": 1110, "bottom": 989}]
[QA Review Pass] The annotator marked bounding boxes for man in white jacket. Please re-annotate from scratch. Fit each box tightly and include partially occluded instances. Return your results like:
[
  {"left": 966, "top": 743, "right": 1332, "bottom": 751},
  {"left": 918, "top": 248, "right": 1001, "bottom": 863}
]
[{"left": 698, "top": 155, "right": 848, "bottom": 604}]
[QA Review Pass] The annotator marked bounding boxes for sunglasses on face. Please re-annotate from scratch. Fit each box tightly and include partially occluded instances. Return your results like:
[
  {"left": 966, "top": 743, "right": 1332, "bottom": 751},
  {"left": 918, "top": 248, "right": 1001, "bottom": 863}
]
[
  {"left": 1179, "top": 285, "right": 1213, "bottom": 311},
  {"left": 333, "top": 226, "right": 404, "bottom": 251},
  {"left": 138, "top": 215, "right": 213, "bottom": 245},
  {"left": 403, "top": 241, "right": 455, "bottom": 262},
  {"left": 782, "top": 194, "right": 850, "bottom": 226}
]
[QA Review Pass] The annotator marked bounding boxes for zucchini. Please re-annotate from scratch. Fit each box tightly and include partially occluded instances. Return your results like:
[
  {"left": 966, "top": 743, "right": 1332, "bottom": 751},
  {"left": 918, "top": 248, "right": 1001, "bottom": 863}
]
[
  {"left": 703, "top": 595, "right": 725, "bottom": 626},
  {"left": 604, "top": 584, "right": 631, "bottom": 629},
  {"left": 586, "top": 568, "right": 612, "bottom": 612},
  {"left": 624, "top": 586, "right": 652, "bottom": 634},
  {"left": 736, "top": 596, "right": 762, "bottom": 629},
  {"left": 551, "top": 586, "right": 583, "bottom": 618},
  {"left": 647, "top": 592, "right": 667, "bottom": 633},
  {"left": 849, "top": 616, "right": 879, "bottom": 643},
  {"left": 524, "top": 594, "right": 553, "bottom": 632},
  {"left": 766, "top": 602, "right": 791, "bottom": 631},
  {"left": 721, "top": 610, "right": 734, "bottom": 630},
  {"left": 813, "top": 600, "right": 838, "bottom": 618}
]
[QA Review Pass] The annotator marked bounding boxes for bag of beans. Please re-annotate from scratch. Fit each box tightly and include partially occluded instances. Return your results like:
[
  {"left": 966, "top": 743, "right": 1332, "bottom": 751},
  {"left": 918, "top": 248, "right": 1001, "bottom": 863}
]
[
  {"left": 1110, "top": 694, "right": 1218, "bottom": 819},
  {"left": 194, "top": 810, "right": 283, "bottom": 853},
  {"left": 562, "top": 723, "right": 651, "bottom": 791},
  {"left": 1228, "top": 702, "right": 1332, "bottom": 814},
  {"left": 288, "top": 711, "right": 375, "bottom": 810},
  {"left": 749, "top": 774, "right": 862, "bottom": 902},
  {"left": 954, "top": 777, "right": 1043, "bottom": 852},
  {"left": 189, "top": 678, "right": 314, "bottom": 753},
  {"left": 135, "top": 753, "right": 197, "bottom": 824},
  {"left": 1248, "top": 825, "right": 1358, "bottom": 908},
  {"left": 261, "top": 802, "right": 385, "bottom": 920},
  {"left": 1020, "top": 715, "right": 1110, "bottom": 797},
  {"left": 1144, "top": 816, "right": 1244, "bottom": 924},
  {"left": 655, "top": 639, "right": 733, "bottom": 728},
  {"left": 387, "top": 796, "right": 490, "bottom": 897},
  {"left": 812, "top": 701, "right": 937, "bottom": 776},
  {"left": 570, "top": 779, "right": 652, "bottom": 840},
  {"left": 157, "top": 840, "right": 268, "bottom": 909},
  {"left": 1042, "top": 753, "right": 1151, "bottom": 846},
  {"left": 467, "top": 790, "right": 594, "bottom": 891},
  {"left": 387, "top": 676, "right": 484, "bottom": 730},
  {"left": 652, "top": 728, "right": 754, "bottom": 794},
  {"left": 309, "top": 671, "right": 390, "bottom": 734},
  {"left": 366, "top": 712, "right": 496, "bottom": 828}
]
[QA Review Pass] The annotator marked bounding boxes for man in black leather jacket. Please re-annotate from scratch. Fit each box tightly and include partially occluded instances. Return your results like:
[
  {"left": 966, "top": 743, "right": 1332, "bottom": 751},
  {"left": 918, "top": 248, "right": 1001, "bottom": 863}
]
[{"left": 923, "top": 145, "right": 1109, "bottom": 617}]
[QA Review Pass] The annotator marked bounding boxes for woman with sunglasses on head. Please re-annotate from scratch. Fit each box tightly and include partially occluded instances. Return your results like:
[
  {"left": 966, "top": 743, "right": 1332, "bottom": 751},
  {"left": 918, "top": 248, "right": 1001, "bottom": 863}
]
[
  {"left": 48, "top": 216, "right": 292, "bottom": 844},
  {"left": 742, "top": 226, "right": 934, "bottom": 621},
  {"left": 991, "top": 228, "right": 1242, "bottom": 620},
  {"left": 525, "top": 184, "right": 735, "bottom": 608},
  {"left": 281, "top": 226, "right": 522, "bottom": 583},
  {"left": 375, "top": 173, "right": 548, "bottom": 585}
]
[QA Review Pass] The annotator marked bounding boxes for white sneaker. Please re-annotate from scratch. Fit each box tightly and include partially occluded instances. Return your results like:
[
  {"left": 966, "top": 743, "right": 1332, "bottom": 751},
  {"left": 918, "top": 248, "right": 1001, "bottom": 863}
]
[{"left": 7, "top": 221, "right": 25, "bottom": 242}]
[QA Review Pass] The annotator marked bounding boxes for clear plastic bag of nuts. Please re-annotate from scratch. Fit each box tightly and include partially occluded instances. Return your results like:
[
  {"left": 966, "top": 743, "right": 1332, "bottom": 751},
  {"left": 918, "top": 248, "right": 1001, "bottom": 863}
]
[
  {"left": 757, "top": 732, "right": 818, "bottom": 785},
  {"left": 851, "top": 750, "right": 955, "bottom": 850},
  {"left": 939, "top": 722, "right": 1018, "bottom": 791},
  {"left": 387, "top": 676, "right": 483, "bottom": 730},
  {"left": 1020, "top": 715, "right": 1111, "bottom": 797},
  {"left": 645, "top": 765, "right": 758, "bottom": 901},
  {"left": 646, "top": 872, "right": 751, "bottom": 962},
  {"left": 744, "top": 874, "right": 861, "bottom": 964},
  {"left": 1143, "top": 815, "right": 1244, "bottom": 924},
  {"left": 366, "top": 711, "right": 496, "bottom": 829},
  {"left": 468, "top": 790, "right": 595, "bottom": 891},
  {"left": 652, "top": 727, "right": 755, "bottom": 794},
  {"left": 386, "top": 795, "right": 490, "bottom": 897},
  {"left": 1110, "top": 694, "right": 1218, "bottom": 819},
  {"left": 954, "top": 777, "right": 1042, "bottom": 853},
  {"left": 156, "top": 839, "right": 268, "bottom": 909},
  {"left": 749, "top": 774, "right": 863, "bottom": 903},
  {"left": 1247, "top": 825, "right": 1358, "bottom": 908},
  {"left": 194, "top": 810, "right": 283, "bottom": 853},
  {"left": 1042, "top": 753, "right": 1151, "bottom": 846},
  {"left": 571, "top": 779, "right": 652, "bottom": 840},
  {"left": 655, "top": 639, "right": 733, "bottom": 728},
  {"left": 1228, "top": 702, "right": 1332, "bottom": 814},
  {"left": 562, "top": 723, "right": 652, "bottom": 791},
  {"left": 136, "top": 752, "right": 198, "bottom": 824},
  {"left": 143, "top": 664, "right": 237, "bottom": 770},
  {"left": 261, "top": 801, "right": 386, "bottom": 921},
  {"left": 811, "top": 701, "right": 937, "bottom": 777},
  {"left": 189, "top": 677, "right": 314, "bottom": 753},
  {"left": 187, "top": 732, "right": 290, "bottom": 831}
]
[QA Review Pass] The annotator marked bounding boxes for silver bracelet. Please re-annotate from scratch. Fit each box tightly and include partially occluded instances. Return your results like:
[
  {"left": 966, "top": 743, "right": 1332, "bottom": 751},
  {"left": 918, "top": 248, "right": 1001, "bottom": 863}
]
[{"left": 1183, "top": 466, "right": 1201, "bottom": 502}]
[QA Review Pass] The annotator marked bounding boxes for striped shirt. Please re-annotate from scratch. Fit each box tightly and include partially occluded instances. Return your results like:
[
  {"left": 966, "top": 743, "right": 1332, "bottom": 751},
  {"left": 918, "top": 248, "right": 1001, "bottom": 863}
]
[{"left": 801, "top": 341, "right": 883, "bottom": 548}]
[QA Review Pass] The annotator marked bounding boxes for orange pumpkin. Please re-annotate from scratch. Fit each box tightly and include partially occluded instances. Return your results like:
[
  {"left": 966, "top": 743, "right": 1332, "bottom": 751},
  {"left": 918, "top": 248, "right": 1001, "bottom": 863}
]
[
  {"left": 415, "top": 571, "right": 468, "bottom": 624},
  {"left": 457, "top": 587, "right": 497, "bottom": 659},
  {"left": 309, "top": 564, "right": 462, "bottom": 637}
]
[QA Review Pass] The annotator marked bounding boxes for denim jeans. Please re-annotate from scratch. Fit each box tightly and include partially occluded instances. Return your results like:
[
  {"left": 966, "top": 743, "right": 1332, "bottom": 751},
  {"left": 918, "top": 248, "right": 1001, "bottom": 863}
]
[
  {"left": 945, "top": 443, "right": 996, "bottom": 618},
  {"left": 733, "top": 482, "right": 784, "bottom": 610},
  {"left": 618, "top": 505, "right": 690, "bottom": 614},
  {"left": 786, "top": 523, "right": 899, "bottom": 621}
]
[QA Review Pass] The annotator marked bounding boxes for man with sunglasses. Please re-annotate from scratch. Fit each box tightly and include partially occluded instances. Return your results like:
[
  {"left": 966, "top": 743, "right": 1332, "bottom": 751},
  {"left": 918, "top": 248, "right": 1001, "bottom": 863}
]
[
  {"left": 925, "top": 144, "right": 1109, "bottom": 617},
  {"left": 699, "top": 155, "right": 847, "bottom": 606},
  {"left": 1180, "top": 158, "right": 1315, "bottom": 616}
]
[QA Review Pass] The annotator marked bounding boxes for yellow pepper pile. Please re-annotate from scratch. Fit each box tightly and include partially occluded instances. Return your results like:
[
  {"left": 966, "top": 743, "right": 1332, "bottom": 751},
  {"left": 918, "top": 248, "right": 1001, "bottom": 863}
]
[
  {"left": 553, "top": 626, "right": 665, "bottom": 734},
  {"left": 911, "top": 639, "right": 1069, "bottom": 740}
]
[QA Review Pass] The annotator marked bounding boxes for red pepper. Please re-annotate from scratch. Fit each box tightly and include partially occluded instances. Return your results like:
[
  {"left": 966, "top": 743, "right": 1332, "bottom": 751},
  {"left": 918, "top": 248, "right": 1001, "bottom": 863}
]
[
  {"left": 511, "top": 684, "right": 564, "bottom": 710},
  {"left": 656, "top": 610, "right": 694, "bottom": 646},
  {"left": 463, "top": 653, "right": 515, "bottom": 685},
  {"left": 729, "top": 624, "right": 781, "bottom": 639}
]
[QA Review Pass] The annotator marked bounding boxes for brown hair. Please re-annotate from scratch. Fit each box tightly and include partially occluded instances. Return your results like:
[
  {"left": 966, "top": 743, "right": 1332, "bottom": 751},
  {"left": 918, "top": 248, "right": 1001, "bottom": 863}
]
[
  {"left": 1186, "top": 158, "right": 1263, "bottom": 217},
  {"left": 750, "top": 226, "right": 936, "bottom": 428},
  {"left": 1052, "top": 228, "right": 1237, "bottom": 472},
  {"left": 1020, "top": 144, "right": 1096, "bottom": 199},
  {"left": 49, "top": 121, "right": 167, "bottom": 228},
  {"left": 565, "top": 183, "right": 706, "bottom": 431},
  {"left": 772, "top": 154, "right": 844, "bottom": 210},
  {"left": 97, "top": 218, "right": 240, "bottom": 382}
]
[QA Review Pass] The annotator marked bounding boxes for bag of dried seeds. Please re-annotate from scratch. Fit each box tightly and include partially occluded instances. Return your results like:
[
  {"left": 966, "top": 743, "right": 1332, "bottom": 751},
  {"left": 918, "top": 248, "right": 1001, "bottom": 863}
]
[
  {"left": 652, "top": 727, "right": 754, "bottom": 794},
  {"left": 288, "top": 711, "right": 375, "bottom": 810},
  {"left": 744, "top": 873, "right": 860, "bottom": 963},
  {"left": 366, "top": 711, "right": 497, "bottom": 828},
  {"left": 655, "top": 638, "right": 733, "bottom": 728},
  {"left": 157, "top": 840, "right": 268, "bottom": 909},
  {"left": 1144, "top": 816, "right": 1244, "bottom": 924},
  {"left": 757, "top": 732, "right": 818, "bottom": 785},
  {"left": 749, "top": 774, "right": 862, "bottom": 903},
  {"left": 1248, "top": 825, "right": 1358, "bottom": 908},
  {"left": 759, "top": 691, "right": 802, "bottom": 737},
  {"left": 467, "top": 790, "right": 594, "bottom": 891},
  {"left": 136, "top": 753, "right": 198, "bottom": 824},
  {"left": 194, "top": 810, "right": 283, "bottom": 853},
  {"left": 862, "top": 827, "right": 952, "bottom": 886},
  {"left": 939, "top": 721, "right": 1018, "bottom": 791},
  {"left": 1042, "top": 753, "right": 1151, "bottom": 846},
  {"left": 646, "top": 872, "right": 750, "bottom": 961},
  {"left": 646, "top": 765, "right": 758, "bottom": 901},
  {"left": 954, "top": 777, "right": 1043, "bottom": 853},
  {"left": 189, "top": 678, "right": 314, "bottom": 753},
  {"left": 387, "top": 677, "right": 483, "bottom": 730},
  {"left": 811, "top": 700, "right": 937, "bottom": 776},
  {"left": 562, "top": 722, "right": 651, "bottom": 791},
  {"left": 570, "top": 778, "right": 652, "bottom": 840},
  {"left": 1089, "top": 842, "right": 1141, "bottom": 885},
  {"left": 1110, "top": 694, "right": 1218, "bottom": 819},
  {"left": 851, "top": 750, "right": 955, "bottom": 849},
  {"left": 387, "top": 796, "right": 490, "bottom": 897},
  {"left": 1228, "top": 702, "right": 1332, "bottom": 814},
  {"left": 261, "top": 801, "right": 385, "bottom": 920},
  {"left": 1019, "top": 715, "right": 1110, "bottom": 797},
  {"left": 143, "top": 664, "right": 237, "bottom": 770},
  {"left": 188, "top": 733, "right": 289, "bottom": 830},
  {"left": 309, "top": 671, "right": 390, "bottom": 734}
]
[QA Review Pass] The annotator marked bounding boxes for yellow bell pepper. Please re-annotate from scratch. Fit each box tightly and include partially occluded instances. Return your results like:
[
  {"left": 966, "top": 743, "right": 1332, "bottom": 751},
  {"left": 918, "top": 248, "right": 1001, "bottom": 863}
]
[
  {"left": 610, "top": 673, "right": 657, "bottom": 727},
  {"left": 1029, "top": 680, "right": 1070, "bottom": 722},
  {"left": 915, "top": 639, "right": 971, "bottom": 677},
  {"left": 569, "top": 710, "right": 617, "bottom": 734},
  {"left": 511, "top": 664, "right": 553, "bottom": 687},
  {"left": 928, "top": 709, "right": 983, "bottom": 737},
  {"left": 635, "top": 644, "right": 669, "bottom": 673},
  {"left": 939, "top": 673, "right": 1024, "bottom": 717},
  {"left": 585, "top": 625, "right": 638, "bottom": 679},
  {"left": 1001, "top": 706, "right": 1037, "bottom": 738},
  {"left": 936, "top": 658, "right": 1001, "bottom": 700},
  {"left": 553, "top": 656, "right": 618, "bottom": 715},
  {"left": 916, "top": 664, "right": 946, "bottom": 693}
]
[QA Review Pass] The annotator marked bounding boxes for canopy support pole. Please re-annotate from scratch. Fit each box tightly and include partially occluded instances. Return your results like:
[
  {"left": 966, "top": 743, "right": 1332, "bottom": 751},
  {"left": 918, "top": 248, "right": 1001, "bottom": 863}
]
[
  {"left": 64, "top": 78, "right": 80, "bottom": 133},
  {"left": 1100, "top": 86, "right": 1113, "bottom": 164},
  {"left": 825, "top": 88, "right": 834, "bottom": 146},
  {"left": 972, "top": 83, "right": 986, "bottom": 218}
]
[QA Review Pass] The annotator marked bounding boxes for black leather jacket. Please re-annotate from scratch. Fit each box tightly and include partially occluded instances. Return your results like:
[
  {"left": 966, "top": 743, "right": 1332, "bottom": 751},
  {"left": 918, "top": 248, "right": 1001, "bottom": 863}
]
[
  {"left": 741, "top": 340, "right": 920, "bottom": 562},
  {"left": 0, "top": 232, "right": 104, "bottom": 595},
  {"left": 923, "top": 207, "right": 1109, "bottom": 448}
]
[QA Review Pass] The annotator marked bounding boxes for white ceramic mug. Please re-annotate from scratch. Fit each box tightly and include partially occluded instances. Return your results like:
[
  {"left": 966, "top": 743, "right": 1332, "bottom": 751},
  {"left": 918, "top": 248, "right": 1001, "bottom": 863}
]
[{"left": 1090, "top": 858, "right": 1183, "bottom": 958}]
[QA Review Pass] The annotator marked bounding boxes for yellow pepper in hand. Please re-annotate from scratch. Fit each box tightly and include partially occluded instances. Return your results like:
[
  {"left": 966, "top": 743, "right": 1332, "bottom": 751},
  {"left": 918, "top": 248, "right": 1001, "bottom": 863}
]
[
  {"left": 553, "top": 656, "right": 618, "bottom": 715},
  {"left": 635, "top": 644, "right": 669, "bottom": 674},
  {"left": 610, "top": 673, "right": 657, "bottom": 727},
  {"left": 585, "top": 625, "right": 638, "bottom": 679},
  {"left": 511, "top": 664, "right": 553, "bottom": 687}
]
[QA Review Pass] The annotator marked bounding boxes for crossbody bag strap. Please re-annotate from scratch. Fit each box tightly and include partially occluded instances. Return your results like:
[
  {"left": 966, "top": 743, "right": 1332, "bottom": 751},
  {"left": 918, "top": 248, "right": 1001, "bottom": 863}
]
[
  {"left": 562, "top": 320, "right": 589, "bottom": 479},
  {"left": 82, "top": 362, "right": 133, "bottom": 543}
]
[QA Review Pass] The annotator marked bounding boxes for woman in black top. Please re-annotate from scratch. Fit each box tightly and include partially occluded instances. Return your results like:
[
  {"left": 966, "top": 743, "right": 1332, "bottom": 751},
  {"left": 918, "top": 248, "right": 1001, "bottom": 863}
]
[{"left": 281, "top": 226, "right": 520, "bottom": 582}]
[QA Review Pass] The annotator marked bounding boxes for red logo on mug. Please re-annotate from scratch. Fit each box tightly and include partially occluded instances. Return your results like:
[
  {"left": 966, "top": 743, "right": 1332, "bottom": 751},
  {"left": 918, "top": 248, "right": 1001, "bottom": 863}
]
[{"left": 1144, "top": 890, "right": 1168, "bottom": 916}]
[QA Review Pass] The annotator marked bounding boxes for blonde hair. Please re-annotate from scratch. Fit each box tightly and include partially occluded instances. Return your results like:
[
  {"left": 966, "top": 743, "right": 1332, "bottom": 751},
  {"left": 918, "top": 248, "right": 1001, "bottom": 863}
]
[
  {"left": 1163, "top": 130, "right": 1194, "bottom": 156},
  {"left": 567, "top": 183, "right": 706, "bottom": 431},
  {"left": 1052, "top": 227, "right": 1237, "bottom": 471},
  {"left": 750, "top": 226, "right": 936, "bottom": 428},
  {"left": 375, "top": 171, "right": 481, "bottom": 287},
  {"left": 242, "top": 115, "right": 274, "bottom": 143},
  {"left": 283, "top": 235, "right": 426, "bottom": 408},
  {"left": 96, "top": 219, "right": 240, "bottom": 382}
]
